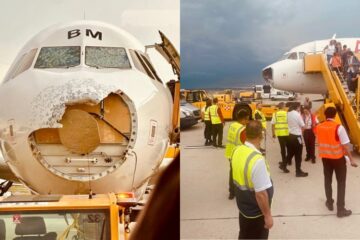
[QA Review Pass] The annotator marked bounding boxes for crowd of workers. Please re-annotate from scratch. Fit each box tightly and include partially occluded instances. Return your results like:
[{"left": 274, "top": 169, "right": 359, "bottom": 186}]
[
  {"left": 326, "top": 40, "right": 360, "bottom": 93},
  {"left": 203, "top": 96, "right": 358, "bottom": 239}
]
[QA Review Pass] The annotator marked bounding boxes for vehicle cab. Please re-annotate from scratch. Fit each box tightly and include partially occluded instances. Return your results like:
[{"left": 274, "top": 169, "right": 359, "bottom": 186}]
[{"left": 0, "top": 193, "right": 137, "bottom": 240}]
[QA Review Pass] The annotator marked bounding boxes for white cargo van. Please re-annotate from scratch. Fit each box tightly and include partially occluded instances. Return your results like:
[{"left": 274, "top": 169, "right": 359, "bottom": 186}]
[{"left": 270, "top": 89, "right": 296, "bottom": 101}]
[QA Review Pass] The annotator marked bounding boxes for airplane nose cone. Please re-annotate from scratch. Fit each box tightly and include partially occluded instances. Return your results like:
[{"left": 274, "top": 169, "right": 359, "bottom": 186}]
[{"left": 262, "top": 67, "right": 273, "bottom": 83}]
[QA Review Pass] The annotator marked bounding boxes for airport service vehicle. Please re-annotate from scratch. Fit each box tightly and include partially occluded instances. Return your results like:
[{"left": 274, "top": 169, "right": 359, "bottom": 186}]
[
  {"left": 254, "top": 85, "right": 271, "bottom": 99},
  {"left": 270, "top": 89, "right": 296, "bottom": 101},
  {"left": 0, "top": 193, "right": 138, "bottom": 240},
  {"left": 182, "top": 89, "right": 279, "bottom": 120},
  {"left": 180, "top": 108, "right": 199, "bottom": 129},
  {"left": 180, "top": 100, "right": 201, "bottom": 121},
  {"left": 238, "top": 86, "right": 273, "bottom": 100},
  {"left": 182, "top": 89, "right": 210, "bottom": 111},
  {"left": 263, "top": 37, "right": 360, "bottom": 152},
  {"left": 180, "top": 99, "right": 200, "bottom": 129},
  {"left": 239, "top": 90, "right": 257, "bottom": 101}
]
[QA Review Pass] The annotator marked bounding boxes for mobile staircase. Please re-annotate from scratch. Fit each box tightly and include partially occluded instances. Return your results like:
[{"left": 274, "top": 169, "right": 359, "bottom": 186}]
[{"left": 304, "top": 53, "right": 360, "bottom": 152}]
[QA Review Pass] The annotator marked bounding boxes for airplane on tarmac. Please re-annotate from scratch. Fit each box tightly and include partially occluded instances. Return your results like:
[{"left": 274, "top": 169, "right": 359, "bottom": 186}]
[
  {"left": 262, "top": 37, "right": 360, "bottom": 94},
  {"left": 0, "top": 21, "right": 179, "bottom": 197}
]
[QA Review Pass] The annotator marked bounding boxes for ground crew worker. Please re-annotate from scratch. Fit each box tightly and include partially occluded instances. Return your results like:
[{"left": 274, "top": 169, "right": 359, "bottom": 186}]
[
  {"left": 287, "top": 102, "right": 308, "bottom": 177},
  {"left": 253, "top": 103, "right": 267, "bottom": 129},
  {"left": 317, "top": 107, "right": 357, "bottom": 217},
  {"left": 271, "top": 102, "right": 290, "bottom": 173},
  {"left": 225, "top": 109, "right": 250, "bottom": 200},
  {"left": 209, "top": 97, "right": 225, "bottom": 147},
  {"left": 231, "top": 120, "right": 273, "bottom": 239},
  {"left": 203, "top": 99, "right": 213, "bottom": 146},
  {"left": 253, "top": 103, "right": 267, "bottom": 154},
  {"left": 302, "top": 106, "right": 318, "bottom": 163}
]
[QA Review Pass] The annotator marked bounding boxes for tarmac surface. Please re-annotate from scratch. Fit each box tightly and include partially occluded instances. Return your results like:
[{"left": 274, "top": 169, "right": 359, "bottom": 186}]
[{"left": 181, "top": 94, "right": 360, "bottom": 239}]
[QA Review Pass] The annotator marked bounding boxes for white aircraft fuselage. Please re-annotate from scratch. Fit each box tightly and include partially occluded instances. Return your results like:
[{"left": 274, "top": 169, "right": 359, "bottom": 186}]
[
  {"left": 0, "top": 21, "right": 174, "bottom": 195},
  {"left": 262, "top": 38, "right": 360, "bottom": 94}
]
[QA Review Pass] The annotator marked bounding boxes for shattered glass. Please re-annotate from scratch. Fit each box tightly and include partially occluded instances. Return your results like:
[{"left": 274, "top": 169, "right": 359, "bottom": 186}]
[
  {"left": 34, "top": 46, "right": 80, "bottom": 68},
  {"left": 85, "top": 47, "right": 131, "bottom": 69}
]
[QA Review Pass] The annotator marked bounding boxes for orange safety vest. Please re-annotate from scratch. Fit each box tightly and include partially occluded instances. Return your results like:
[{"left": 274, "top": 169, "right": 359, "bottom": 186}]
[{"left": 317, "top": 120, "right": 344, "bottom": 159}]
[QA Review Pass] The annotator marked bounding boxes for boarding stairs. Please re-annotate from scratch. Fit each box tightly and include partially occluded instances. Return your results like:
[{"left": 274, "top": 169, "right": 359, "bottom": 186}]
[{"left": 304, "top": 54, "right": 360, "bottom": 152}]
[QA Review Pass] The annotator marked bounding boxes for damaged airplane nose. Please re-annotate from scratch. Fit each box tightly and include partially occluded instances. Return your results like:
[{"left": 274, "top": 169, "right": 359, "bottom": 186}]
[
  {"left": 0, "top": 21, "right": 176, "bottom": 195},
  {"left": 30, "top": 90, "right": 136, "bottom": 182}
]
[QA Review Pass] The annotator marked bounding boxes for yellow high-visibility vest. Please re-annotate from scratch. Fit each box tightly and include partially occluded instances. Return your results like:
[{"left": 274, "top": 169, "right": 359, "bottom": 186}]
[
  {"left": 225, "top": 122, "right": 245, "bottom": 158},
  {"left": 231, "top": 144, "right": 273, "bottom": 218},
  {"left": 204, "top": 106, "right": 210, "bottom": 121},
  {"left": 209, "top": 105, "right": 221, "bottom": 124},
  {"left": 253, "top": 110, "right": 266, "bottom": 129},
  {"left": 273, "top": 110, "right": 289, "bottom": 136}
]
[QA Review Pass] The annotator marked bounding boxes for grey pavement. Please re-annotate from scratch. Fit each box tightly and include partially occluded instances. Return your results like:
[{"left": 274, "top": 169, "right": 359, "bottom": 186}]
[{"left": 181, "top": 95, "right": 360, "bottom": 239}]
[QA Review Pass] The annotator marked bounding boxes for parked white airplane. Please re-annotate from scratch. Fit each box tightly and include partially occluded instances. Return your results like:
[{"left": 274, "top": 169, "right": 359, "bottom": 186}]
[
  {"left": 262, "top": 38, "right": 360, "bottom": 94},
  {"left": 0, "top": 21, "right": 179, "bottom": 196}
]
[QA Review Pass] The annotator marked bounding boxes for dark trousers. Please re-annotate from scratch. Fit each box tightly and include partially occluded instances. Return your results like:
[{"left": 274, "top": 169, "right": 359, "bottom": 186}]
[
  {"left": 212, "top": 123, "right": 223, "bottom": 146},
  {"left": 322, "top": 157, "right": 347, "bottom": 210},
  {"left": 278, "top": 136, "right": 289, "bottom": 166},
  {"left": 239, "top": 213, "right": 269, "bottom": 239},
  {"left": 229, "top": 160, "right": 234, "bottom": 196},
  {"left": 347, "top": 71, "right": 357, "bottom": 92},
  {"left": 303, "top": 129, "right": 316, "bottom": 160},
  {"left": 204, "top": 120, "right": 212, "bottom": 142},
  {"left": 287, "top": 134, "right": 303, "bottom": 173}
]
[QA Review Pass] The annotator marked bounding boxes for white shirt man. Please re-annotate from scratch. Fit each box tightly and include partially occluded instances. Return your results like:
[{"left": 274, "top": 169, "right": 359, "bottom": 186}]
[
  {"left": 286, "top": 107, "right": 308, "bottom": 177},
  {"left": 287, "top": 110, "right": 305, "bottom": 136},
  {"left": 326, "top": 118, "right": 350, "bottom": 144}
]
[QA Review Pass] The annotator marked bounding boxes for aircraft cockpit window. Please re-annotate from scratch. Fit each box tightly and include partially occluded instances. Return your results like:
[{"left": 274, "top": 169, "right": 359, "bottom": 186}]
[
  {"left": 287, "top": 52, "right": 298, "bottom": 60},
  {"left": 34, "top": 46, "right": 80, "bottom": 68},
  {"left": 138, "top": 53, "right": 162, "bottom": 83},
  {"left": 299, "top": 52, "right": 306, "bottom": 59},
  {"left": 129, "top": 49, "right": 153, "bottom": 77},
  {"left": 280, "top": 52, "right": 298, "bottom": 60},
  {"left": 129, "top": 49, "right": 162, "bottom": 83},
  {"left": 85, "top": 47, "right": 131, "bottom": 69},
  {"left": 6, "top": 48, "right": 37, "bottom": 81},
  {"left": 280, "top": 53, "right": 290, "bottom": 60}
]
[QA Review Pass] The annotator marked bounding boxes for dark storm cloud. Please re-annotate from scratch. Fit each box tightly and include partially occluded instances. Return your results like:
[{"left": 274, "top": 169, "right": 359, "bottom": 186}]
[{"left": 181, "top": 0, "right": 360, "bottom": 89}]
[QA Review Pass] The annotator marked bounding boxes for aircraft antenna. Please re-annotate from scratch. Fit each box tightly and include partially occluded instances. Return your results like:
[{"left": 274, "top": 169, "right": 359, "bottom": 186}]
[
  {"left": 87, "top": 158, "right": 94, "bottom": 199},
  {"left": 130, "top": 150, "right": 138, "bottom": 190}
]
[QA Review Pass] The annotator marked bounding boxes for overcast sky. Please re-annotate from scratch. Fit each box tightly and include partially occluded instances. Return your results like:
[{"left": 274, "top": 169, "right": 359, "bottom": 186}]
[
  {"left": 181, "top": 0, "right": 360, "bottom": 89},
  {"left": 0, "top": 0, "right": 179, "bottom": 81}
]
